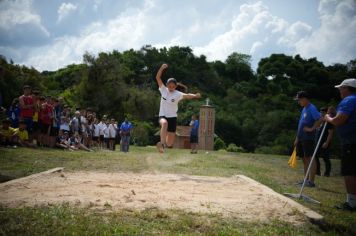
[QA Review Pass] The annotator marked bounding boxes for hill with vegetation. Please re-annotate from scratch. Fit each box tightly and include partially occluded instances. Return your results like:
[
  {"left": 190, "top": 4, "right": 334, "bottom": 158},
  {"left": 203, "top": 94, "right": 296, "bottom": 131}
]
[{"left": 1, "top": 46, "right": 355, "bottom": 154}]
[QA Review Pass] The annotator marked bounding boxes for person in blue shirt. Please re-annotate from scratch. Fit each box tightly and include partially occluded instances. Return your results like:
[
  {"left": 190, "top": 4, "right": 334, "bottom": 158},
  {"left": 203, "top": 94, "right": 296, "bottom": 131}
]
[
  {"left": 8, "top": 98, "right": 21, "bottom": 128},
  {"left": 294, "top": 91, "right": 322, "bottom": 187},
  {"left": 120, "top": 117, "right": 133, "bottom": 152},
  {"left": 325, "top": 78, "right": 356, "bottom": 212},
  {"left": 189, "top": 115, "right": 199, "bottom": 154}
]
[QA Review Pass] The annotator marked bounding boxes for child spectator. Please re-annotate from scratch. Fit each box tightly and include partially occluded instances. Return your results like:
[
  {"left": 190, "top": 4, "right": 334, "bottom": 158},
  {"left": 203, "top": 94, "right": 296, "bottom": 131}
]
[
  {"left": 0, "top": 118, "right": 18, "bottom": 147},
  {"left": 108, "top": 118, "right": 117, "bottom": 150},
  {"left": 8, "top": 98, "right": 20, "bottom": 128},
  {"left": 70, "top": 111, "right": 81, "bottom": 135},
  {"left": 19, "top": 85, "right": 34, "bottom": 133},
  {"left": 32, "top": 89, "right": 41, "bottom": 145},
  {"left": 59, "top": 116, "right": 70, "bottom": 133},
  {"left": 39, "top": 96, "right": 53, "bottom": 147},
  {"left": 92, "top": 118, "right": 100, "bottom": 149},
  {"left": 68, "top": 133, "right": 92, "bottom": 152},
  {"left": 56, "top": 130, "right": 75, "bottom": 151},
  {"left": 14, "top": 120, "right": 36, "bottom": 148},
  {"left": 189, "top": 115, "right": 199, "bottom": 154},
  {"left": 103, "top": 120, "right": 110, "bottom": 150},
  {"left": 98, "top": 117, "right": 106, "bottom": 149}
]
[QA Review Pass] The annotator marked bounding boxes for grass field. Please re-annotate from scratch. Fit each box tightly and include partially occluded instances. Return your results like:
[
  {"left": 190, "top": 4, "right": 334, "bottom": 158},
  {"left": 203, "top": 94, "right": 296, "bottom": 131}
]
[{"left": 0, "top": 146, "right": 355, "bottom": 235}]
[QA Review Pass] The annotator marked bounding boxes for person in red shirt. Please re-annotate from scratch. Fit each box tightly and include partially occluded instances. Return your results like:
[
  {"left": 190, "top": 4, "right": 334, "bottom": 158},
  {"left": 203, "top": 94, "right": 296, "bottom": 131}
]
[
  {"left": 39, "top": 96, "right": 53, "bottom": 147},
  {"left": 19, "top": 85, "right": 34, "bottom": 134}
]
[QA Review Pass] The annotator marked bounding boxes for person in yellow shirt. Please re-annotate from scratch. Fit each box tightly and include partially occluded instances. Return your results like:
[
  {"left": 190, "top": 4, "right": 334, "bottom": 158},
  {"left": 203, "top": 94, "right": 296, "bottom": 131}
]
[
  {"left": 14, "top": 120, "right": 36, "bottom": 148},
  {"left": 0, "top": 118, "right": 18, "bottom": 147}
]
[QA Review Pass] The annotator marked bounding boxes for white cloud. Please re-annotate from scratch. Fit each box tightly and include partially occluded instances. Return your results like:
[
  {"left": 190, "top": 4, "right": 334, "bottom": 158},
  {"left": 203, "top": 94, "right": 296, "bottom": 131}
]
[
  {"left": 250, "top": 41, "right": 263, "bottom": 55},
  {"left": 0, "top": 0, "right": 49, "bottom": 46},
  {"left": 193, "top": 1, "right": 295, "bottom": 62},
  {"left": 278, "top": 21, "right": 312, "bottom": 47},
  {"left": 23, "top": 0, "right": 154, "bottom": 71},
  {"left": 57, "top": 2, "right": 78, "bottom": 22},
  {"left": 294, "top": 0, "right": 356, "bottom": 64}
]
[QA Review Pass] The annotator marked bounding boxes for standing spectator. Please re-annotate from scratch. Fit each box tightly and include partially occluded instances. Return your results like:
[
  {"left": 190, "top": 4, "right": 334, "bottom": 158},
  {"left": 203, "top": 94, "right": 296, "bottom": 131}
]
[
  {"left": 59, "top": 116, "right": 70, "bottom": 133},
  {"left": 325, "top": 78, "right": 356, "bottom": 211},
  {"left": 103, "top": 120, "right": 110, "bottom": 149},
  {"left": 39, "top": 96, "right": 53, "bottom": 147},
  {"left": 92, "top": 118, "right": 100, "bottom": 149},
  {"left": 70, "top": 111, "right": 81, "bottom": 135},
  {"left": 8, "top": 98, "right": 20, "bottom": 128},
  {"left": 120, "top": 117, "right": 133, "bottom": 152},
  {"left": 98, "top": 117, "right": 106, "bottom": 150},
  {"left": 108, "top": 118, "right": 117, "bottom": 150},
  {"left": 80, "top": 108, "right": 88, "bottom": 146},
  {"left": 294, "top": 91, "right": 322, "bottom": 187},
  {"left": 315, "top": 106, "right": 335, "bottom": 177},
  {"left": 19, "top": 85, "right": 34, "bottom": 134},
  {"left": 189, "top": 115, "right": 199, "bottom": 154},
  {"left": 50, "top": 98, "right": 60, "bottom": 147},
  {"left": 62, "top": 105, "right": 71, "bottom": 119},
  {"left": 32, "top": 89, "right": 41, "bottom": 144}
]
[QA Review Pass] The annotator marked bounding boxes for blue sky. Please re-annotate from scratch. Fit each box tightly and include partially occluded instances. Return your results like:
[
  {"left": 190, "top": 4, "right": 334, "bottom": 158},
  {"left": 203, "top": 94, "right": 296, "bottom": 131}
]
[{"left": 0, "top": 0, "right": 355, "bottom": 71}]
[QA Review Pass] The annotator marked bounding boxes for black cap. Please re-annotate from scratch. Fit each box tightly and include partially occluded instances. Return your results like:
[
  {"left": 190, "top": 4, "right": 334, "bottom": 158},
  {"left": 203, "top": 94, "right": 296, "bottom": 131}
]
[
  {"left": 294, "top": 91, "right": 309, "bottom": 100},
  {"left": 166, "top": 78, "right": 177, "bottom": 85}
]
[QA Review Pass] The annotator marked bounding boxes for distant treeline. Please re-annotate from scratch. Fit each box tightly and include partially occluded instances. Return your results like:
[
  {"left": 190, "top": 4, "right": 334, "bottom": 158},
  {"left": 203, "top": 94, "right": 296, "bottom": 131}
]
[{"left": 1, "top": 45, "right": 355, "bottom": 154}]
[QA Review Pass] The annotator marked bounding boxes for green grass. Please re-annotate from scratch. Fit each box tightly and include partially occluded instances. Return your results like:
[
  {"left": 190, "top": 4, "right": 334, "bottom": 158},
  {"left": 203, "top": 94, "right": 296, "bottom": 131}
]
[{"left": 0, "top": 146, "right": 355, "bottom": 235}]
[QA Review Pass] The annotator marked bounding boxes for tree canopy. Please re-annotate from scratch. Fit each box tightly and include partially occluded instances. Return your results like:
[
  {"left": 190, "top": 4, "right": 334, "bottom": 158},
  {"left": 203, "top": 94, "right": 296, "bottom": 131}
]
[{"left": 1, "top": 46, "right": 354, "bottom": 154}]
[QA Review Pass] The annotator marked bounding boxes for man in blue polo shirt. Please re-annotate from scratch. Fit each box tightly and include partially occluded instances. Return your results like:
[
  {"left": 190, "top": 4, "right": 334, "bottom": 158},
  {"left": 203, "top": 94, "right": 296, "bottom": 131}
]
[
  {"left": 120, "top": 117, "right": 133, "bottom": 152},
  {"left": 325, "top": 78, "right": 356, "bottom": 212},
  {"left": 294, "top": 91, "right": 322, "bottom": 187}
]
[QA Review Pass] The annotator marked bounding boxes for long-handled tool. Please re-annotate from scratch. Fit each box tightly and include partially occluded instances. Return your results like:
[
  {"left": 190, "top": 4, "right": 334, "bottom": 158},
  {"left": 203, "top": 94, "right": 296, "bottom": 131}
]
[{"left": 284, "top": 122, "right": 327, "bottom": 204}]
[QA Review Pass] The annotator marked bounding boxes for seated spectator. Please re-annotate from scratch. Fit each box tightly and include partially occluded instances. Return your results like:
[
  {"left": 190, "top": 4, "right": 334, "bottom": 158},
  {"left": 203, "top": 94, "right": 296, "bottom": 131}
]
[
  {"left": 56, "top": 130, "right": 75, "bottom": 151},
  {"left": 14, "top": 120, "right": 36, "bottom": 148},
  {"left": 68, "top": 132, "right": 93, "bottom": 152},
  {"left": 0, "top": 118, "right": 18, "bottom": 147}
]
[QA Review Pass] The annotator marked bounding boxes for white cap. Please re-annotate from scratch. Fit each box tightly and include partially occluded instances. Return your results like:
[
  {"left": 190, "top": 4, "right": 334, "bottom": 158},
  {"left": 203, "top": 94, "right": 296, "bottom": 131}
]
[{"left": 335, "top": 78, "right": 356, "bottom": 88}]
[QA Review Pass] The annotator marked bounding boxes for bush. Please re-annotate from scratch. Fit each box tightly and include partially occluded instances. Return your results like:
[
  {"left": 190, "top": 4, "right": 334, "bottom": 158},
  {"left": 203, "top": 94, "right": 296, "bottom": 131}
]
[
  {"left": 214, "top": 137, "right": 226, "bottom": 151},
  {"left": 254, "top": 145, "right": 288, "bottom": 155},
  {"left": 132, "top": 121, "right": 154, "bottom": 146},
  {"left": 226, "top": 143, "right": 246, "bottom": 153}
]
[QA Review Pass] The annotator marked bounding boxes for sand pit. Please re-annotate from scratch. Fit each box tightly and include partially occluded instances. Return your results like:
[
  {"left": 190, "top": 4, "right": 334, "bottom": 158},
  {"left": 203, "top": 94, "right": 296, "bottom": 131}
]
[{"left": 0, "top": 168, "right": 322, "bottom": 224}]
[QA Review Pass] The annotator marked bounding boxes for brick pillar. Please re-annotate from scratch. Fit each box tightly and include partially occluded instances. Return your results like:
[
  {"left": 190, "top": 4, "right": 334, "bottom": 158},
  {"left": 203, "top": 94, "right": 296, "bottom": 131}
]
[{"left": 199, "top": 103, "right": 215, "bottom": 150}]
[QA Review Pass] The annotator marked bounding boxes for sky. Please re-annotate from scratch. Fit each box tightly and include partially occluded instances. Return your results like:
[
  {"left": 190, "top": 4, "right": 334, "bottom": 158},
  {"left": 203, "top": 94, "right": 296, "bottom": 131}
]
[{"left": 0, "top": 0, "right": 355, "bottom": 72}]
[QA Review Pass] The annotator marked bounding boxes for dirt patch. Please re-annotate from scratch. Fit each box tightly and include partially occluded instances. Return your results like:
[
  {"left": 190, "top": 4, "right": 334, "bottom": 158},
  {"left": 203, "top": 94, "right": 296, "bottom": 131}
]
[{"left": 0, "top": 168, "right": 322, "bottom": 224}]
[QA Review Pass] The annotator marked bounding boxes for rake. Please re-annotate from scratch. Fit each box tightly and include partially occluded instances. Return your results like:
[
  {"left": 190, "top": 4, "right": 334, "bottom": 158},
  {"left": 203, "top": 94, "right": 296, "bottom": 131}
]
[{"left": 284, "top": 122, "right": 327, "bottom": 204}]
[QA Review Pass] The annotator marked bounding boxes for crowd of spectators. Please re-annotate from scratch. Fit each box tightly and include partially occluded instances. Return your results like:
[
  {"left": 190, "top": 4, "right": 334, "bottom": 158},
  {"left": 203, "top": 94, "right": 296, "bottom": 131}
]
[{"left": 0, "top": 85, "right": 133, "bottom": 152}]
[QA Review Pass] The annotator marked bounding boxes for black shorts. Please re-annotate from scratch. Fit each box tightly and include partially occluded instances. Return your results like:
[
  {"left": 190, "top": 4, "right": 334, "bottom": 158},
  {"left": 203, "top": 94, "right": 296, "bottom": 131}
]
[
  {"left": 50, "top": 127, "right": 59, "bottom": 136},
  {"left": 40, "top": 123, "right": 50, "bottom": 134},
  {"left": 341, "top": 144, "right": 356, "bottom": 176},
  {"left": 296, "top": 140, "right": 315, "bottom": 158},
  {"left": 190, "top": 134, "right": 198, "bottom": 143},
  {"left": 159, "top": 116, "right": 177, "bottom": 133},
  {"left": 100, "top": 135, "right": 104, "bottom": 142},
  {"left": 92, "top": 136, "right": 99, "bottom": 142},
  {"left": 32, "top": 122, "right": 40, "bottom": 132}
]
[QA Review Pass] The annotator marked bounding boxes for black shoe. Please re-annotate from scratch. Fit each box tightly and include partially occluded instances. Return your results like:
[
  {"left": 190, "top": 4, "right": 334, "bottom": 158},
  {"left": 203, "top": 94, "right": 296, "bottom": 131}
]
[
  {"left": 305, "top": 180, "right": 316, "bottom": 188},
  {"left": 334, "top": 202, "right": 356, "bottom": 212}
]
